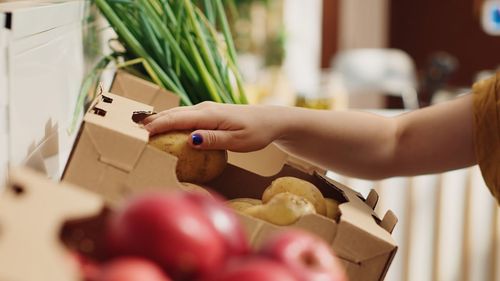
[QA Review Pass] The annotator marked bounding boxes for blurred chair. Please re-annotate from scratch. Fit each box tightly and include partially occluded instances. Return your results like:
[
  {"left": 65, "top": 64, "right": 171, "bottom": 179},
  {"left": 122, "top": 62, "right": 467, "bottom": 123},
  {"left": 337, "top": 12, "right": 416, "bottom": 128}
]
[{"left": 331, "top": 48, "right": 419, "bottom": 110}]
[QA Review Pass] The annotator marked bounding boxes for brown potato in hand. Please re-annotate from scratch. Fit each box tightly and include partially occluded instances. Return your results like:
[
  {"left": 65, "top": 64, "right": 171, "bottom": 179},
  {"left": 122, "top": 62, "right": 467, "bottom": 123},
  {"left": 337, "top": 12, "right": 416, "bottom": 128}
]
[{"left": 149, "top": 131, "right": 227, "bottom": 184}]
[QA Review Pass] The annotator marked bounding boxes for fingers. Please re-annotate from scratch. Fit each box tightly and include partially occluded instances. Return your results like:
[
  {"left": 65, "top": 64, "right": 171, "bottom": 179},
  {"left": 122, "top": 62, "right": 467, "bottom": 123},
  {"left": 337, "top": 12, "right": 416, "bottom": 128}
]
[
  {"left": 142, "top": 106, "right": 194, "bottom": 125},
  {"left": 189, "top": 130, "right": 237, "bottom": 151},
  {"left": 144, "top": 110, "right": 220, "bottom": 136},
  {"left": 142, "top": 102, "right": 216, "bottom": 125}
]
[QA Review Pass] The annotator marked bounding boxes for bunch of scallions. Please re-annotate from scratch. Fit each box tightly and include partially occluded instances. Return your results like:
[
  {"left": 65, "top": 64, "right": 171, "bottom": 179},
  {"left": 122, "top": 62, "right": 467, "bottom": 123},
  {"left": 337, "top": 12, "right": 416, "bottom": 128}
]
[{"left": 95, "top": 0, "right": 247, "bottom": 106}]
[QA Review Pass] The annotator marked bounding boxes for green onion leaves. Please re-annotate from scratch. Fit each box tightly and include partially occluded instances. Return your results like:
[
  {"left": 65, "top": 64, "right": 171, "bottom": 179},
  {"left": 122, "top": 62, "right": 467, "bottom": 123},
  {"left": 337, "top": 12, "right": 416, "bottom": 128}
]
[{"left": 95, "top": 0, "right": 247, "bottom": 105}]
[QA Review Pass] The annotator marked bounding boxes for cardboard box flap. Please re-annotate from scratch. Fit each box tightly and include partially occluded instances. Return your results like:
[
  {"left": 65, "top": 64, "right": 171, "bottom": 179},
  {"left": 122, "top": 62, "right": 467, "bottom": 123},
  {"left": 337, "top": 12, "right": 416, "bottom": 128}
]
[
  {"left": 0, "top": 167, "right": 104, "bottom": 281},
  {"left": 110, "top": 71, "right": 180, "bottom": 112},
  {"left": 83, "top": 93, "right": 152, "bottom": 172},
  {"left": 326, "top": 177, "right": 397, "bottom": 262},
  {"left": 365, "top": 189, "right": 379, "bottom": 210},
  {"left": 227, "top": 144, "right": 289, "bottom": 177},
  {"left": 380, "top": 210, "right": 398, "bottom": 234},
  {"left": 228, "top": 144, "right": 330, "bottom": 177},
  {"left": 333, "top": 209, "right": 395, "bottom": 263}
]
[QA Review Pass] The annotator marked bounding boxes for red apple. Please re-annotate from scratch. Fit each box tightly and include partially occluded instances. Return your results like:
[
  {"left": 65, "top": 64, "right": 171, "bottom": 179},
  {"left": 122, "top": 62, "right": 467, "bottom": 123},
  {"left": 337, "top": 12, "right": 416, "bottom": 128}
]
[
  {"left": 97, "top": 257, "right": 171, "bottom": 281},
  {"left": 182, "top": 192, "right": 250, "bottom": 256},
  {"left": 67, "top": 251, "right": 101, "bottom": 281},
  {"left": 258, "top": 229, "right": 347, "bottom": 281},
  {"left": 105, "top": 192, "right": 226, "bottom": 279},
  {"left": 203, "top": 257, "right": 298, "bottom": 281}
]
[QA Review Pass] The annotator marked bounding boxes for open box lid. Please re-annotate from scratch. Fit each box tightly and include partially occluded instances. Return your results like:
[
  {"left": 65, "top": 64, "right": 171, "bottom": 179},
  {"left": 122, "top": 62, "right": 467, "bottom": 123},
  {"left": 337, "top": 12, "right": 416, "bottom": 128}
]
[
  {"left": 0, "top": 167, "right": 103, "bottom": 281},
  {"left": 82, "top": 92, "right": 153, "bottom": 172}
]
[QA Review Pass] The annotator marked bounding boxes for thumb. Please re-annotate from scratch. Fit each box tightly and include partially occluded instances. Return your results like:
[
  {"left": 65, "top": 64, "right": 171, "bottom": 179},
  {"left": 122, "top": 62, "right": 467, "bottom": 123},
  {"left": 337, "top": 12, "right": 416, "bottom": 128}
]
[{"left": 189, "top": 130, "right": 234, "bottom": 150}]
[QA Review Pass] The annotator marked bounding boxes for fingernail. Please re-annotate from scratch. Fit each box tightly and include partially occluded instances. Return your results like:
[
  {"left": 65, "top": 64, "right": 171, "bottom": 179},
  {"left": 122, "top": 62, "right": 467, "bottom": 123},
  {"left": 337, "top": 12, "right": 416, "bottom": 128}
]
[{"left": 192, "top": 134, "right": 203, "bottom": 146}]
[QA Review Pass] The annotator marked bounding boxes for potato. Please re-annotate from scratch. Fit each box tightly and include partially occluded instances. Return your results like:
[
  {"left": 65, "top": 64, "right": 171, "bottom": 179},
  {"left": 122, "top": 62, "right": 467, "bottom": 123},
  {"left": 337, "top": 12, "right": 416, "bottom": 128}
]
[
  {"left": 227, "top": 198, "right": 262, "bottom": 212},
  {"left": 244, "top": 192, "right": 316, "bottom": 226},
  {"left": 180, "top": 182, "right": 212, "bottom": 197},
  {"left": 325, "top": 198, "right": 341, "bottom": 221},
  {"left": 149, "top": 131, "right": 227, "bottom": 184},
  {"left": 262, "top": 177, "right": 327, "bottom": 216}
]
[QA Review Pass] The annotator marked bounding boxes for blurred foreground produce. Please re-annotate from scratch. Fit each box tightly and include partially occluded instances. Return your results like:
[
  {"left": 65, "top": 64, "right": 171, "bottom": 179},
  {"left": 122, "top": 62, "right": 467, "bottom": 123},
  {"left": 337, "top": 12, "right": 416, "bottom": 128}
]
[
  {"left": 90, "top": 257, "right": 172, "bottom": 281},
  {"left": 4, "top": 158, "right": 396, "bottom": 281},
  {"left": 74, "top": 190, "right": 347, "bottom": 281}
]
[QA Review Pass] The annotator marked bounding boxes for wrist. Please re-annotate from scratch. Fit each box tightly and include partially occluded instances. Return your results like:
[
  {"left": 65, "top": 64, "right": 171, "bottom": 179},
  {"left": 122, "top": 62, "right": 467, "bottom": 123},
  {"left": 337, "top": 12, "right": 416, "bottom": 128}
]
[{"left": 272, "top": 106, "right": 305, "bottom": 143}]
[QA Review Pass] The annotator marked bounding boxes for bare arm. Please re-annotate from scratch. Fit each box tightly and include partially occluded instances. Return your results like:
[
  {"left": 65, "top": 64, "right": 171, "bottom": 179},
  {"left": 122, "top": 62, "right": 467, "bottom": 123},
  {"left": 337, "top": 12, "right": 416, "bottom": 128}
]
[
  {"left": 143, "top": 94, "right": 475, "bottom": 180},
  {"left": 277, "top": 94, "right": 475, "bottom": 179}
]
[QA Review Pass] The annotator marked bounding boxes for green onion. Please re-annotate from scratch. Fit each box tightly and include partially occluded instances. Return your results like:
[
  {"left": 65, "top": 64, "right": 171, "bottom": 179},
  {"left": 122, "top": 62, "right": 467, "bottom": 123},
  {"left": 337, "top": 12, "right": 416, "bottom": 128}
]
[{"left": 93, "top": 0, "right": 247, "bottom": 106}]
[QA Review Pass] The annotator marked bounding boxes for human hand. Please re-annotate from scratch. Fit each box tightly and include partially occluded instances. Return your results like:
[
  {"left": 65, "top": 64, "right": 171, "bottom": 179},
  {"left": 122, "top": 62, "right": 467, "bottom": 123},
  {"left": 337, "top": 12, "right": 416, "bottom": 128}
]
[{"left": 142, "top": 102, "right": 286, "bottom": 152}]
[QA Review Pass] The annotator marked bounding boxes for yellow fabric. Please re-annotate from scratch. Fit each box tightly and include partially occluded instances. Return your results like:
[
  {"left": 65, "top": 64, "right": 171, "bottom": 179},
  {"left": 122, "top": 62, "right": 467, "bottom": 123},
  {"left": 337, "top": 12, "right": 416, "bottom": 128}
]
[{"left": 473, "top": 72, "right": 500, "bottom": 203}]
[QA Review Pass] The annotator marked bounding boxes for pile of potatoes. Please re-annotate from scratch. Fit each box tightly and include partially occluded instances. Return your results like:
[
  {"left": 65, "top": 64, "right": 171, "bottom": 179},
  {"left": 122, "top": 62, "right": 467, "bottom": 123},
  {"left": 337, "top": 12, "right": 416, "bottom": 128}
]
[
  {"left": 149, "top": 131, "right": 341, "bottom": 226},
  {"left": 228, "top": 177, "right": 341, "bottom": 226}
]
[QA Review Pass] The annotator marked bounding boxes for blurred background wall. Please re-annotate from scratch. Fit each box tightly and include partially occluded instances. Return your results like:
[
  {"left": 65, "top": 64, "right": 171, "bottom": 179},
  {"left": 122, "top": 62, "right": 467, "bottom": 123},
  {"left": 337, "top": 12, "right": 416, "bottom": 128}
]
[
  {"left": 316, "top": 1, "right": 500, "bottom": 281},
  {"left": 321, "top": 0, "right": 500, "bottom": 108}
]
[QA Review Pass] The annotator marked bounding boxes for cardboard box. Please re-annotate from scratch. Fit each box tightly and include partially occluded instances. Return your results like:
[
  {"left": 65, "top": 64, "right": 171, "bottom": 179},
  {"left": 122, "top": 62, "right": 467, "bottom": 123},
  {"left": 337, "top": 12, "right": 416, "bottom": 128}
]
[
  {"left": 62, "top": 91, "right": 185, "bottom": 207},
  {"left": 63, "top": 73, "right": 398, "bottom": 281},
  {"left": 0, "top": 167, "right": 106, "bottom": 281},
  {"left": 204, "top": 154, "right": 398, "bottom": 281}
]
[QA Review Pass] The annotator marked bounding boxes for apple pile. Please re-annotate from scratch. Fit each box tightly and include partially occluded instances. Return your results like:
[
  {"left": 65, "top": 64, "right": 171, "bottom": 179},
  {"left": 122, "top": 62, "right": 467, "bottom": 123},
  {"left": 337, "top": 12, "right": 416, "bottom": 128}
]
[{"left": 76, "top": 190, "right": 347, "bottom": 281}]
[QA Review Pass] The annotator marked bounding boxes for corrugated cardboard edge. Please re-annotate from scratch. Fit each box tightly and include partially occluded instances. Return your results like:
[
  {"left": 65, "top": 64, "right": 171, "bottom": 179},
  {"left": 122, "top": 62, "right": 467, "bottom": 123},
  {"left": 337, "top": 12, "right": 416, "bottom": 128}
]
[{"left": 0, "top": 167, "right": 104, "bottom": 281}]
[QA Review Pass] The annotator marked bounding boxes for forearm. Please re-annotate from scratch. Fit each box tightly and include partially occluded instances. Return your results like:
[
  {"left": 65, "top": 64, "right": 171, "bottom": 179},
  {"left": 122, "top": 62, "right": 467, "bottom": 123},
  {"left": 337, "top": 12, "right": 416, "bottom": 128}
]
[
  {"left": 275, "top": 95, "right": 475, "bottom": 179},
  {"left": 275, "top": 108, "right": 399, "bottom": 179}
]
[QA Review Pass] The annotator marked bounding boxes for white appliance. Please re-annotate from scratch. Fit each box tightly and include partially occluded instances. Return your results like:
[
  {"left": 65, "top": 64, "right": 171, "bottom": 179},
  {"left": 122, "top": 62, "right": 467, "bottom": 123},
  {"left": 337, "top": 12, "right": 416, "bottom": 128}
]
[
  {"left": 0, "top": 0, "right": 87, "bottom": 184},
  {"left": 0, "top": 12, "right": 7, "bottom": 186}
]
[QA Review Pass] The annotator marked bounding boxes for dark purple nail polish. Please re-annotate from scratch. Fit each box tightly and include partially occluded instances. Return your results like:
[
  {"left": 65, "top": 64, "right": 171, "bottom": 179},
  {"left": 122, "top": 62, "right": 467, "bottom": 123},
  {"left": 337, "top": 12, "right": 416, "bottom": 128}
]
[{"left": 192, "top": 134, "right": 203, "bottom": 146}]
